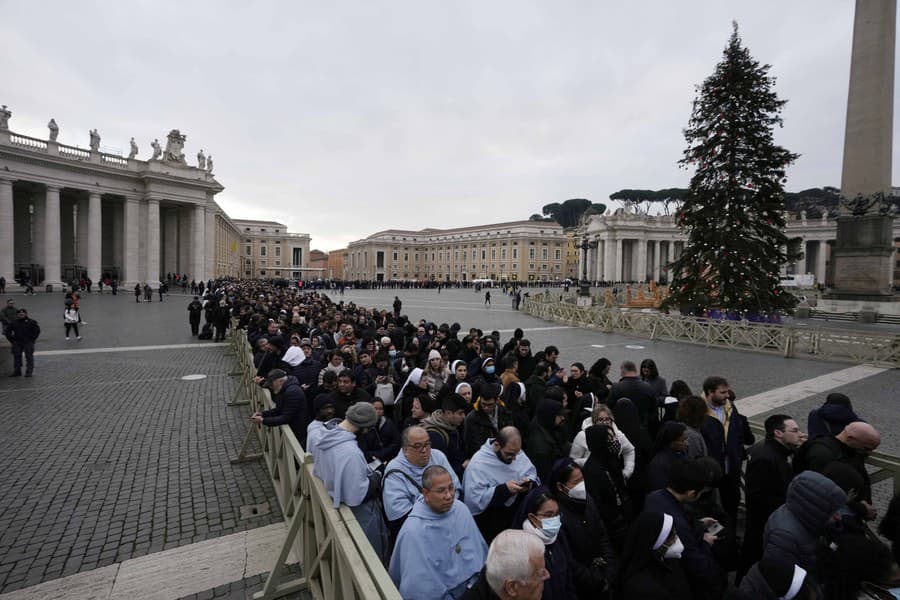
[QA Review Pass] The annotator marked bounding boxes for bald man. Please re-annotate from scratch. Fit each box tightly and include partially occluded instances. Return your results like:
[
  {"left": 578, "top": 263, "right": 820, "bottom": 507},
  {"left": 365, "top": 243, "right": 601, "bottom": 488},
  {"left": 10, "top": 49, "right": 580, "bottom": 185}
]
[
  {"left": 462, "top": 426, "right": 539, "bottom": 543},
  {"left": 798, "top": 420, "right": 880, "bottom": 520}
]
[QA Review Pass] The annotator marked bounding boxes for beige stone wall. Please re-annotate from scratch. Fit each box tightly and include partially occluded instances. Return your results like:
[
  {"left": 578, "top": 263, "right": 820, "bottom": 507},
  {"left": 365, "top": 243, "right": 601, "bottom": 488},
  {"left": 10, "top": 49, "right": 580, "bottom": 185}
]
[{"left": 344, "top": 221, "right": 567, "bottom": 282}]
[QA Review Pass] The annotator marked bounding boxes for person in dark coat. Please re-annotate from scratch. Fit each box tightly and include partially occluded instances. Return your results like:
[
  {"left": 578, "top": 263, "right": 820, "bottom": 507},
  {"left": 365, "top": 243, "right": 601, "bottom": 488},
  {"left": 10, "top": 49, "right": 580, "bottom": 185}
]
[
  {"left": 806, "top": 392, "right": 862, "bottom": 440},
  {"left": 358, "top": 399, "right": 401, "bottom": 463},
  {"left": 325, "top": 369, "right": 374, "bottom": 420},
  {"left": 740, "top": 414, "right": 804, "bottom": 578},
  {"left": 524, "top": 361, "right": 550, "bottom": 418},
  {"left": 609, "top": 511, "right": 692, "bottom": 600},
  {"left": 187, "top": 296, "right": 203, "bottom": 336},
  {"left": 794, "top": 421, "right": 880, "bottom": 521},
  {"left": 739, "top": 558, "right": 815, "bottom": 600},
  {"left": 464, "top": 383, "right": 512, "bottom": 458},
  {"left": 699, "top": 376, "right": 754, "bottom": 523},
  {"left": 640, "top": 358, "right": 668, "bottom": 406},
  {"left": 290, "top": 339, "right": 321, "bottom": 393},
  {"left": 421, "top": 393, "right": 469, "bottom": 479},
  {"left": 251, "top": 369, "right": 310, "bottom": 447},
  {"left": 512, "top": 487, "right": 583, "bottom": 600},
  {"left": 762, "top": 470, "right": 846, "bottom": 578},
  {"left": 213, "top": 300, "right": 230, "bottom": 342},
  {"left": 608, "top": 361, "right": 659, "bottom": 438},
  {"left": 549, "top": 458, "right": 615, "bottom": 596},
  {"left": 525, "top": 399, "right": 571, "bottom": 484},
  {"left": 515, "top": 340, "right": 537, "bottom": 381},
  {"left": 563, "top": 362, "right": 601, "bottom": 419},
  {"left": 5, "top": 308, "right": 40, "bottom": 377},
  {"left": 646, "top": 422, "right": 689, "bottom": 492},
  {"left": 644, "top": 460, "right": 725, "bottom": 600},
  {"left": 582, "top": 425, "right": 631, "bottom": 552},
  {"left": 611, "top": 398, "right": 652, "bottom": 512}
]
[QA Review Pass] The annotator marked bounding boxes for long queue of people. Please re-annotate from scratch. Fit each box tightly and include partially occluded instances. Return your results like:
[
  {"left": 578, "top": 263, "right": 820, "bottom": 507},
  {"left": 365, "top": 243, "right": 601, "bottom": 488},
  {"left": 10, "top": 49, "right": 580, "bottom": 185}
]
[{"left": 201, "top": 280, "right": 900, "bottom": 600}]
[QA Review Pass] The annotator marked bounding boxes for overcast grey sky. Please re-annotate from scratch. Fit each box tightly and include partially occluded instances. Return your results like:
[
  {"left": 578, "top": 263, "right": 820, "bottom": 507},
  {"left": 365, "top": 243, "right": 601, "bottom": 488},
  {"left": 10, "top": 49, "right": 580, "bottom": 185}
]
[{"left": 1, "top": 1, "right": 889, "bottom": 250}]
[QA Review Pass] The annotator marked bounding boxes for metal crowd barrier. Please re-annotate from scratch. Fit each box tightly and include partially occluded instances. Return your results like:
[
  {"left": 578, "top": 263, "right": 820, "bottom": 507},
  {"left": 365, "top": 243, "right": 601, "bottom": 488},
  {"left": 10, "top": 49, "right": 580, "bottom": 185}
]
[
  {"left": 522, "top": 299, "right": 900, "bottom": 368},
  {"left": 227, "top": 327, "right": 402, "bottom": 600}
]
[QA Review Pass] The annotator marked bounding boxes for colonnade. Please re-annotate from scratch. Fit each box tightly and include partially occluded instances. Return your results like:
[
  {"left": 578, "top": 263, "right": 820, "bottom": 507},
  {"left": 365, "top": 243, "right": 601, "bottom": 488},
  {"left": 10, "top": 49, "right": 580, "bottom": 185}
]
[{"left": 0, "top": 177, "right": 210, "bottom": 288}]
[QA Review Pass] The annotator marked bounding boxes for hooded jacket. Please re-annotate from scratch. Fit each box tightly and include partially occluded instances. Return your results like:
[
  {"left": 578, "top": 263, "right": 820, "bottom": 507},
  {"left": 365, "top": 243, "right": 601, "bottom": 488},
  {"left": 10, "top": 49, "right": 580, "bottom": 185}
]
[
  {"left": 524, "top": 400, "right": 570, "bottom": 484},
  {"left": 762, "top": 470, "right": 846, "bottom": 575}
]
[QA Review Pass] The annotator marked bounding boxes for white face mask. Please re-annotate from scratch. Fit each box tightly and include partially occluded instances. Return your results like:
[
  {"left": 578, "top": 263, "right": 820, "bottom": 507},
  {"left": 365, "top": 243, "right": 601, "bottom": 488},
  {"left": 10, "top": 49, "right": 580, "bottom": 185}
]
[
  {"left": 567, "top": 481, "right": 587, "bottom": 501},
  {"left": 663, "top": 537, "right": 684, "bottom": 559}
]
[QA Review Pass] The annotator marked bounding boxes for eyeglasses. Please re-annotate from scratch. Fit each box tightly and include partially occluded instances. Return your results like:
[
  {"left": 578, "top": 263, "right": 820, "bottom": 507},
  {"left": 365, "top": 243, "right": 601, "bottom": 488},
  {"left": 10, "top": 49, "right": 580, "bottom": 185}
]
[
  {"left": 533, "top": 511, "right": 559, "bottom": 519},
  {"left": 595, "top": 417, "right": 613, "bottom": 424},
  {"left": 408, "top": 442, "right": 431, "bottom": 451}
]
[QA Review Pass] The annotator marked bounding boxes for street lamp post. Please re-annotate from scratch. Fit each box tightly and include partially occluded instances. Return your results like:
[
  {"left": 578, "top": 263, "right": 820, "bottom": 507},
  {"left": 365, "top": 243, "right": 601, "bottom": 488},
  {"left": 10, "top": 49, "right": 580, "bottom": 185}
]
[{"left": 579, "top": 236, "right": 591, "bottom": 297}]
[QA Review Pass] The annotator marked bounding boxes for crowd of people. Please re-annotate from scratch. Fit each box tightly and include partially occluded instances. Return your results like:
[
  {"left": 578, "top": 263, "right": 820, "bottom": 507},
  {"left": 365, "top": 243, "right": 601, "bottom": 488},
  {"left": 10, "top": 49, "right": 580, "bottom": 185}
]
[{"left": 200, "top": 280, "right": 900, "bottom": 599}]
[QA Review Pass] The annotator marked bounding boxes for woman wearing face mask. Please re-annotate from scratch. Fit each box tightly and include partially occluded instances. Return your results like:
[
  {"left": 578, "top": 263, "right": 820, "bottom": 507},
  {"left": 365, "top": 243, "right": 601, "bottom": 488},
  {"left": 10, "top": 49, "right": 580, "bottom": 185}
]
[
  {"left": 646, "top": 422, "right": 690, "bottom": 492},
  {"left": 514, "top": 487, "right": 582, "bottom": 600},
  {"left": 582, "top": 424, "right": 633, "bottom": 552},
  {"left": 609, "top": 511, "right": 691, "bottom": 600},
  {"left": 550, "top": 458, "right": 615, "bottom": 597}
]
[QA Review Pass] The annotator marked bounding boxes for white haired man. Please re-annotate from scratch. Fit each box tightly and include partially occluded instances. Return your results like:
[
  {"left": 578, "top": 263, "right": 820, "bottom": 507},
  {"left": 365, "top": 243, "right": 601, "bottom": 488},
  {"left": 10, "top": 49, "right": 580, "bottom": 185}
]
[{"left": 461, "top": 529, "right": 549, "bottom": 599}]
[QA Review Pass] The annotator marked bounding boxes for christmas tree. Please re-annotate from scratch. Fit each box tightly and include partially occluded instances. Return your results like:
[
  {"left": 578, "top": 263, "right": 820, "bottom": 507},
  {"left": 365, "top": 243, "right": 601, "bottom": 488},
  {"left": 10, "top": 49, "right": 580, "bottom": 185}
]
[{"left": 662, "top": 23, "right": 800, "bottom": 318}]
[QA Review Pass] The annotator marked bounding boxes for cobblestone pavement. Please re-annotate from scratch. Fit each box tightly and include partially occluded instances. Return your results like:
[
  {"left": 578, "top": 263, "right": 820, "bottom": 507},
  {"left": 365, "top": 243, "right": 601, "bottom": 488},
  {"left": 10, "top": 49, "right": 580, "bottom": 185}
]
[
  {"left": 0, "top": 333, "right": 278, "bottom": 592},
  {"left": 0, "top": 287, "right": 896, "bottom": 598}
]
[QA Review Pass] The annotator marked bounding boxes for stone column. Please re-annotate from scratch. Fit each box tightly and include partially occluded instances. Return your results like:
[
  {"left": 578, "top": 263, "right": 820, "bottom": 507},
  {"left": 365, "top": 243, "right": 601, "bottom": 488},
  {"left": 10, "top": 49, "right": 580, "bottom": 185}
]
[
  {"left": 43, "top": 185, "right": 62, "bottom": 287},
  {"left": 816, "top": 240, "right": 828, "bottom": 285},
  {"left": 596, "top": 240, "right": 605, "bottom": 281},
  {"left": 192, "top": 204, "right": 205, "bottom": 282},
  {"left": 76, "top": 197, "right": 89, "bottom": 270},
  {"left": 164, "top": 209, "right": 178, "bottom": 277},
  {"left": 123, "top": 197, "right": 140, "bottom": 285},
  {"left": 636, "top": 238, "right": 648, "bottom": 282},
  {"left": 614, "top": 239, "right": 623, "bottom": 282},
  {"left": 0, "top": 178, "right": 14, "bottom": 287},
  {"left": 653, "top": 240, "right": 661, "bottom": 281},
  {"left": 205, "top": 206, "right": 216, "bottom": 280},
  {"left": 87, "top": 192, "right": 102, "bottom": 282},
  {"left": 146, "top": 199, "right": 161, "bottom": 286},
  {"left": 603, "top": 238, "right": 615, "bottom": 282},
  {"left": 178, "top": 207, "right": 192, "bottom": 275}
]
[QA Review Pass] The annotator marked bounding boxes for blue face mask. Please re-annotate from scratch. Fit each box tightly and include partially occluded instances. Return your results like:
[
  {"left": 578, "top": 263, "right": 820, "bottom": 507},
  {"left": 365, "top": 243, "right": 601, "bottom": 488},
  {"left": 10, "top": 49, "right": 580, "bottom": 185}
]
[
  {"left": 389, "top": 350, "right": 398, "bottom": 358},
  {"left": 540, "top": 515, "right": 562, "bottom": 537},
  {"left": 485, "top": 366, "right": 496, "bottom": 375}
]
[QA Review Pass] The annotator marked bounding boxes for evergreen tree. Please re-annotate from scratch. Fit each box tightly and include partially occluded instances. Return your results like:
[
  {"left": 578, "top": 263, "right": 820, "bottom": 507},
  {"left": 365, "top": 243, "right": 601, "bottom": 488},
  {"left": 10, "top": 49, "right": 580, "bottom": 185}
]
[{"left": 662, "top": 24, "right": 800, "bottom": 317}]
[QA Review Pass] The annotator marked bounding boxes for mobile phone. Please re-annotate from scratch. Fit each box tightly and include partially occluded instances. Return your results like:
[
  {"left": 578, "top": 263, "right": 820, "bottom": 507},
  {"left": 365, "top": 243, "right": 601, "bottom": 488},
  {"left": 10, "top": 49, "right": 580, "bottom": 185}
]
[{"left": 707, "top": 522, "right": 724, "bottom": 536}]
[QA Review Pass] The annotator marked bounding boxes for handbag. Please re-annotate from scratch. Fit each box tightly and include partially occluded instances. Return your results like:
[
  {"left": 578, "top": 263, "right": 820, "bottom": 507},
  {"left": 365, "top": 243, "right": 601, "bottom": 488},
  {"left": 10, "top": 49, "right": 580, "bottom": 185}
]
[{"left": 375, "top": 382, "right": 396, "bottom": 405}]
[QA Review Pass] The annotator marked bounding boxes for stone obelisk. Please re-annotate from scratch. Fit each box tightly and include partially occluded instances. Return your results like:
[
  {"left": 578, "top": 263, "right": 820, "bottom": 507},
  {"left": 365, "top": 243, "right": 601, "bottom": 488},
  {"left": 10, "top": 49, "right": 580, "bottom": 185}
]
[{"left": 829, "top": 0, "right": 897, "bottom": 299}]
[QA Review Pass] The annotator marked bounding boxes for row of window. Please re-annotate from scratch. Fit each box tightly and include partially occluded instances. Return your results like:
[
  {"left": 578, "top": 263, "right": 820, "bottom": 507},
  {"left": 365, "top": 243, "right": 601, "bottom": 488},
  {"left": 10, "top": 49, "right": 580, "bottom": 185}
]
[{"left": 387, "top": 248, "right": 562, "bottom": 261}]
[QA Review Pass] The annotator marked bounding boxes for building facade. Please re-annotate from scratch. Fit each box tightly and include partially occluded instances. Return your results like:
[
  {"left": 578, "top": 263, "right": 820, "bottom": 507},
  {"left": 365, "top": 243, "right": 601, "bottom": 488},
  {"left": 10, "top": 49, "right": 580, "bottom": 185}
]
[
  {"left": 231, "top": 219, "right": 311, "bottom": 280},
  {"left": 0, "top": 118, "right": 224, "bottom": 289},
  {"left": 326, "top": 249, "right": 346, "bottom": 280},
  {"left": 344, "top": 220, "right": 568, "bottom": 283},
  {"left": 579, "top": 210, "right": 900, "bottom": 285}
]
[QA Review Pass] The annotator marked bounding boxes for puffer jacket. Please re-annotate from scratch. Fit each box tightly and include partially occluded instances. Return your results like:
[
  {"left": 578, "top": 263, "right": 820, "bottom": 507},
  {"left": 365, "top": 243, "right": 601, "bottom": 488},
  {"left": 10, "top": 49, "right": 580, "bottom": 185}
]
[{"left": 762, "top": 470, "right": 846, "bottom": 575}]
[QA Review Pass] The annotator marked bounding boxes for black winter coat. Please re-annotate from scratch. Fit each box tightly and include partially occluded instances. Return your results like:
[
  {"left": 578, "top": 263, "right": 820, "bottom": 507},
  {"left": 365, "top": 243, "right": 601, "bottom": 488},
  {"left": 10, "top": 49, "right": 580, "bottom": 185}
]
[
  {"left": 609, "top": 377, "right": 659, "bottom": 437},
  {"left": 617, "top": 557, "right": 692, "bottom": 600},
  {"left": 463, "top": 408, "right": 512, "bottom": 458},
  {"left": 261, "top": 376, "right": 310, "bottom": 447}
]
